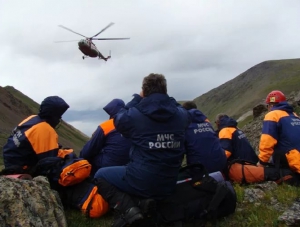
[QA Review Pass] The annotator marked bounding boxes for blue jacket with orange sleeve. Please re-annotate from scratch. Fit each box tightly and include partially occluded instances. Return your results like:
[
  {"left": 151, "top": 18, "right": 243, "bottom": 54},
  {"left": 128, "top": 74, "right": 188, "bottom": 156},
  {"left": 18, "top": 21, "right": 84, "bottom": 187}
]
[
  {"left": 258, "top": 102, "right": 300, "bottom": 172},
  {"left": 3, "top": 96, "right": 70, "bottom": 170},
  {"left": 218, "top": 115, "right": 258, "bottom": 163},
  {"left": 184, "top": 109, "right": 227, "bottom": 173},
  {"left": 113, "top": 93, "right": 191, "bottom": 198},
  {"left": 79, "top": 99, "right": 131, "bottom": 175}
]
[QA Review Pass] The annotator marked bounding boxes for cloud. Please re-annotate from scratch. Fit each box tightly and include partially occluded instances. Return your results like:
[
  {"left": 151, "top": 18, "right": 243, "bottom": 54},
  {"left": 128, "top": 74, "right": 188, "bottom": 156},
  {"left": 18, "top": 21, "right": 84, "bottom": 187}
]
[{"left": 1, "top": 0, "right": 300, "bottom": 136}]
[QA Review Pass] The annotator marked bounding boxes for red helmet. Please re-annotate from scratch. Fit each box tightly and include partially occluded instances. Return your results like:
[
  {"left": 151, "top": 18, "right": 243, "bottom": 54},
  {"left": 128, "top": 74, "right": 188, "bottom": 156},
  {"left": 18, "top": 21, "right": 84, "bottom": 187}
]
[{"left": 265, "top": 90, "right": 286, "bottom": 104}]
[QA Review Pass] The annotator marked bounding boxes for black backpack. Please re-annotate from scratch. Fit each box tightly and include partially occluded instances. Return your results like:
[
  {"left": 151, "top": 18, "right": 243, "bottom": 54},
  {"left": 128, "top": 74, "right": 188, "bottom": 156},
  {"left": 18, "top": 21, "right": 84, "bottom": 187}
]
[{"left": 156, "top": 164, "right": 237, "bottom": 226}]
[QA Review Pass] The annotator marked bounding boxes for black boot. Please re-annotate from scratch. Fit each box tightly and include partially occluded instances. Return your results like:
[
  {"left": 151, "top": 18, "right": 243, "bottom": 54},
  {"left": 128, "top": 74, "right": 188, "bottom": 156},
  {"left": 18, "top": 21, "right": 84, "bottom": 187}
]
[
  {"left": 138, "top": 198, "right": 157, "bottom": 218},
  {"left": 112, "top": 206, "right": 144, "bottom": 227},
  {"left": 94, "top": 178, "right": 144, "bottom": 227}
]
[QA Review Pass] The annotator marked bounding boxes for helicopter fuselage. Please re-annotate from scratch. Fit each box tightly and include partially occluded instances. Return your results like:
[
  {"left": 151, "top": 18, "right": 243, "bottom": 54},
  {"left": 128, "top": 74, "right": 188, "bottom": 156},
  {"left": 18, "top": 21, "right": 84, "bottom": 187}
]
[
  {"left": 78, "top": 39, "right": 99, "bottom": 58},
  {"left": 57, "top": 23, "right": 129, "bottom": 61}
]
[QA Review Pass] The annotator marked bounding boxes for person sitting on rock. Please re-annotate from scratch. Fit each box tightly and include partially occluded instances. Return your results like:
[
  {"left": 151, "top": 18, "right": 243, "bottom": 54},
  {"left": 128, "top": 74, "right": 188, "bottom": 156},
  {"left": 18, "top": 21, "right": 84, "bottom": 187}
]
[
  {"left": 215, "top": 113, "right": 258, "bottom": 164},
  {"left": 182, "top": 101, "right": 227, "bottom": 173},
  {"left": 2, "top": 96, "right": 72, "bottom": 174},
  {"left": 257, "top": 90, "right": 300, "bottom": 173},
  {"left": 79, "top": 98, "right": 131, "bottom": 175}
]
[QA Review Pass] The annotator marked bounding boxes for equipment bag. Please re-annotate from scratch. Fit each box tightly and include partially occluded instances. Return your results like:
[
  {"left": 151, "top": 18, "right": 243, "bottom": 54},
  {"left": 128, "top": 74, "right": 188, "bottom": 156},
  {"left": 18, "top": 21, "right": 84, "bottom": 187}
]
[
  {"left": 59, "top": 179, "right": 109, "bottom": 218},
  {"left": 34, "top": 155, "right": 92, "bottom": 187},
  {"left": 228, "top": 159, "right": 298, "bottom": 185},
  {"left": 228, "top": 160, "right": 265, "bottom": 184},
  {"left": 59, "top": 157, "right": 91, "bottom": 186},
  {"left": 157, "top": 164, "right": 237, "bottom": 226}
]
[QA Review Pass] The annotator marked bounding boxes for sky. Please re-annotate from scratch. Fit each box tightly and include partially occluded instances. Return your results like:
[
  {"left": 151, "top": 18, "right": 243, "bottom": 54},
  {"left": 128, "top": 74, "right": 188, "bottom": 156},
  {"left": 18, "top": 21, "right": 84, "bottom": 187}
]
[{"left": 1, "top": 0, "right": 300, "bottom": 136}]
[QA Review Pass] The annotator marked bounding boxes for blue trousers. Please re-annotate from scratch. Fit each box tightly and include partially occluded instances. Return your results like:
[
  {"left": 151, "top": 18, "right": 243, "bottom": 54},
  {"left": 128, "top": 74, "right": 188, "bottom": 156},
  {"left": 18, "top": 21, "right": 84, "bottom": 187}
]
[{"left": 94, "top": 166, "right": 144, "bottom": 197}]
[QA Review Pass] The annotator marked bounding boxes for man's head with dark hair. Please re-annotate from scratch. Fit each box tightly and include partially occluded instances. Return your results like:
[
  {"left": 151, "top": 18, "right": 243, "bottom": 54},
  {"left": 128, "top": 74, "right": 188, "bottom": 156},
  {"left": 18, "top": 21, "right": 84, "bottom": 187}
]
[
  {"left": 182, "top": 101, "right": 197, "bottom": 110},
  {"left": 142, "top": 73, "right": 167, "bottom": 97},
  {"left": 215, "top": 113, "right": 227, "bottom": 124},
  {"left": 215, "top": 113, "right": 228, "bottom": 129}
]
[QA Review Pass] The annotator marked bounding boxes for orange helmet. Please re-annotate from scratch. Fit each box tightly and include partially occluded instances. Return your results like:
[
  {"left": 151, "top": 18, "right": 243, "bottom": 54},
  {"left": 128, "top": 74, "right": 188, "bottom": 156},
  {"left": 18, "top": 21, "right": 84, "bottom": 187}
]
[{"left": 265, "top": 90, "right": 286, "bottom": 104}]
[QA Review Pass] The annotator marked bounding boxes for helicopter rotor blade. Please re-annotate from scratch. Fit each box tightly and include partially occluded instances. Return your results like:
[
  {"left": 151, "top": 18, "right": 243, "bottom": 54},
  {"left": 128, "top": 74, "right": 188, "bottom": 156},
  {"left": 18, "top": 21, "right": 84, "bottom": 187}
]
[
  {"left": 54, "top": 40, "right": 79, "bottom": 43},
  {"left": 91, "top": 22, "right": 115, "bottom": 38},
  {"left": 92, "top": 38, "right": 130, "bottom": 40},
  {"left": 58, "top": 25, "right": 87, "bottom": 38}
]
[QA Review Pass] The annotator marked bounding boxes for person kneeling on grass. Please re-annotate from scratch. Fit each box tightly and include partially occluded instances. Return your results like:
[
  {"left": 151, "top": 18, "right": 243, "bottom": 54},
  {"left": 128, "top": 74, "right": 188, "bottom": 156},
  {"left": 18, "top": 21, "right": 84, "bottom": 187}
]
[{"left": 94, "top": 73, "right": 191, "bottom": 227}]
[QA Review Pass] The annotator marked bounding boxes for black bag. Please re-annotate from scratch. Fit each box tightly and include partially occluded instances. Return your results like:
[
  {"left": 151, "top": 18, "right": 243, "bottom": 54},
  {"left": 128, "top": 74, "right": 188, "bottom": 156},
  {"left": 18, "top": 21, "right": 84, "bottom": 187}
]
[{"left": 156, "top": 164, "right": 237, "bottom": 226}]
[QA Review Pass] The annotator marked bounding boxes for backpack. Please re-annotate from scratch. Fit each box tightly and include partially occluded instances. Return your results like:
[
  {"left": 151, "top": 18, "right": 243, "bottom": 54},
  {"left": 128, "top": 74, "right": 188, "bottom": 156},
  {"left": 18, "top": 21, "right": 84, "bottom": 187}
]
[
  {"left": 33, "top": 154, "right": 92, "bottom": 188},
  {"left": 227, "top": 159, "right": 300, "bottom": 185},
  {"left": 156, "top": 164, "right": 237, "bottom": 226},
  {"left": 59, "top": 179, "right": 109, "bottom": 218}
]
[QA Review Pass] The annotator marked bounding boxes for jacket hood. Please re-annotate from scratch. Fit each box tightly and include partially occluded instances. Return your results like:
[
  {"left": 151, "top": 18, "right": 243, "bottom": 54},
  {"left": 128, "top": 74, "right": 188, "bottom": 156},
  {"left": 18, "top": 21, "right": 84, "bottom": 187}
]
[
  {"left": 188, "top": 109, "right": 207, "bottom": 123},
  {"left": 219, "top": 115, "right": 237, "bottom": 129},
  {"left": 103, "top": 99, "right": 125, "bottom": 118},
  {"left": 38, "top": 96, "right": 69, "bottom": 119},
  {"left": 271, "top": 101, "right": 294, "bottom": 113},
  {"left": 136, "top": 93, "right": 177, "bottom": 121}
]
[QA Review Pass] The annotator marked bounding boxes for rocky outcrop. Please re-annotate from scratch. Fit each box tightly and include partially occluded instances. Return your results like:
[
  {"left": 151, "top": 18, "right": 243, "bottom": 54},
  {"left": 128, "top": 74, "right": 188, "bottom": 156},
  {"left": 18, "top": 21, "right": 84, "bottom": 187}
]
[
  {"left": 0, "top": 176, "right": 67, "bottom": 227},
  {"left": 252, "top": 104, "right": 267, "bottom": 119}
]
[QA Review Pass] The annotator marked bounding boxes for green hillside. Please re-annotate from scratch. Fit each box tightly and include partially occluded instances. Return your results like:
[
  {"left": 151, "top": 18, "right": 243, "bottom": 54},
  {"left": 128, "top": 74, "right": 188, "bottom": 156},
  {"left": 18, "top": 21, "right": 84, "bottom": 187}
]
[
  {"left": 1, "top": 59, "right": 300, "bottom": 226},
  {"left": 193, "top": 59, "right": 300, "bottom": 122}
]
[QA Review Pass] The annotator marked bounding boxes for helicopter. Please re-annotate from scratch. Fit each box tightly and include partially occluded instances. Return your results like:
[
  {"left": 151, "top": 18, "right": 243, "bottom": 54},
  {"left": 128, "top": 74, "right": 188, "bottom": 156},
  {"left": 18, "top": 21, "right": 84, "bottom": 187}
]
[{"left": 55, "top": 22, "right": 130, "bottom": 61}]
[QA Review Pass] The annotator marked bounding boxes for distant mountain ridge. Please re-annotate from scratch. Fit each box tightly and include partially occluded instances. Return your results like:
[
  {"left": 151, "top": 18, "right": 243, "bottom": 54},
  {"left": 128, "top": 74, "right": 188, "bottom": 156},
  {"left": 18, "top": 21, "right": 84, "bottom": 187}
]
[
  {"left": 193, "top": 58, "right": 300, "bottom": 122},
  {"left": 1, "top": 58, "right": 300, "bottom": 166},
  {"left": 0, "top": 86, "right": 89, "bottom": 164}
]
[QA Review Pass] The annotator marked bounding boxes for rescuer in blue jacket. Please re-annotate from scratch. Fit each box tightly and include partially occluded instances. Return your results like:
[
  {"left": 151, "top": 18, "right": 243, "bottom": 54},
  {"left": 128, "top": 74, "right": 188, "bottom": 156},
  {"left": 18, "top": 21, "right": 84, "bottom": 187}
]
[
  {"left": 258, "top": 90, "right": 300, "bottom": 173},
  {"left": 79, "top": 99, "right": 131, "bottom": 175},
  {"left": 94, "top": 73, "right": 191, "bottom": 227},
  {"left": 2, "top": 96, "right": 70, "bottom": 172},
  {"left": 215, "top": 113, "right": 258, "bottom": 163},
  {"left": 182, "top": 101, "right": 227, "bottom": 173}
]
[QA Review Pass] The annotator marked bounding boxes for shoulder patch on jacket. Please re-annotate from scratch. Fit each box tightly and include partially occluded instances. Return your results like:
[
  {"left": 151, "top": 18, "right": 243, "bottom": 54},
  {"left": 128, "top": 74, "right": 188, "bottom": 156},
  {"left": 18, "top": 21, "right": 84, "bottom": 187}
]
[{"left": 100, "top": 119, "right": 115, "bottom": 135}]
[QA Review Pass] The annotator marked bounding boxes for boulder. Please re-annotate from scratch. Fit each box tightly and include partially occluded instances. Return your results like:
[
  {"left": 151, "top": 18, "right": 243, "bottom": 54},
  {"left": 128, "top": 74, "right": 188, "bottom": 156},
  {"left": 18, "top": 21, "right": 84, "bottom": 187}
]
[
  {"left": 0, "top": 176, "right": 67, "bottom": 227},
  {"left": 253, "top": 104, "right": 267, "bottom": 119}
]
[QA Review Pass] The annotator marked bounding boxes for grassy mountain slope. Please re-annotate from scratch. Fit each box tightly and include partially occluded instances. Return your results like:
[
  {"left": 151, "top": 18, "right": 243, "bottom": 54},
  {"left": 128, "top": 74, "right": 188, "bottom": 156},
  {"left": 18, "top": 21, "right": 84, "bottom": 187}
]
[
  {"left": 0, "top": 86, "right": 89, "bottom": 159},
  {"left": 194, "top": 58, "right": 300, "bottom": 122},
  {"left": 1, "top": 59, "right": 300, "bottom": 226}
]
